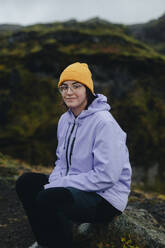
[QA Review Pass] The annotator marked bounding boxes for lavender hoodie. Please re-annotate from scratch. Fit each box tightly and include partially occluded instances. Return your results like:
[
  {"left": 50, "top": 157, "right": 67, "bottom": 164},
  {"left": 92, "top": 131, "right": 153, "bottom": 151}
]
[{"left": 44, "top": 94, "right": 132, "bottom": 211}]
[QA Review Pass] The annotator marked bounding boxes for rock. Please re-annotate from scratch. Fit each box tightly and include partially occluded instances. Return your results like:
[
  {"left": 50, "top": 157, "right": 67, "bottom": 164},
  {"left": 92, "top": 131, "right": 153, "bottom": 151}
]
[
  {"left": 74, "top": 206, "right": 165, "bottom": 248},
  {"left": 109, "top": 207, "right": 165, "bottom": 248}
]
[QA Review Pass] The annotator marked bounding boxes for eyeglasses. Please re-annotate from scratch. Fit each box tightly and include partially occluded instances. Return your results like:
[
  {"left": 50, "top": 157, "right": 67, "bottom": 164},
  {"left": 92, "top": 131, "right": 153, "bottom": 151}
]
[{"left": 59, "top": 83, "right": 83, "bottom": 94}]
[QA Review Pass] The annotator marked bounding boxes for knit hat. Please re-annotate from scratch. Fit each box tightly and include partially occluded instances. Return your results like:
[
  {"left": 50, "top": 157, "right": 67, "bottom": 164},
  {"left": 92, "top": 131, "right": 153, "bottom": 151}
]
[{"left": 58, "top": 62, "right": 94, "bottom": 94}]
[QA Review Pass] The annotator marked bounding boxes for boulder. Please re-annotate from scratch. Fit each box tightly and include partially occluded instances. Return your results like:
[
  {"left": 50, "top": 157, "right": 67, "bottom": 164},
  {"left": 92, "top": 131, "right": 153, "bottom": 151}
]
[{"left": 74, "top": 206, "right": 165, "bottom": 248}]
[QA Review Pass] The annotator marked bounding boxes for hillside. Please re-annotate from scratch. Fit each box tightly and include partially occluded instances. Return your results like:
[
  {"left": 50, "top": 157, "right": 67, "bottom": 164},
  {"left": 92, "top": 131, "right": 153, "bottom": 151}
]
[
  {"left": 126, "top": 14, "right": 165, "bottom": 54},
  {"left": 0, "top": 24, "right": 22, "bottom": 33},
  {"left": 0, "top": 17, "right": 165, "bottom": 190}
]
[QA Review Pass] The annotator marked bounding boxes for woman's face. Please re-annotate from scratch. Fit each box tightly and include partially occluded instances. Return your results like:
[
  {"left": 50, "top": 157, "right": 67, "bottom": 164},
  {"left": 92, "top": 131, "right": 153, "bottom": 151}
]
[{"left": 59, "top": 81, "right": 88, "bottom": 116}]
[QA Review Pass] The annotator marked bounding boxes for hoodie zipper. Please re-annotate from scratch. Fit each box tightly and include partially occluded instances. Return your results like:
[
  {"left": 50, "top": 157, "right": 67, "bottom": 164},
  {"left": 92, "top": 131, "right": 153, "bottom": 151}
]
[{"left": 65, "top": 120, "right": 76, "bottom": 175}]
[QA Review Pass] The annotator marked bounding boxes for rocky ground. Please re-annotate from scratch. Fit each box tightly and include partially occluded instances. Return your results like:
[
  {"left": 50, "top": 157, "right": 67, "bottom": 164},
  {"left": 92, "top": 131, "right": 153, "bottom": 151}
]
[
  {"left": 0, "top": 153, "right": 165, "bottom": 248},
  {"left": 1, "top": 177, "right": 165, "bottom": 248},
  {"left": 0, "top": 153, "right": 52, "bottom": 248},
  {"left": 0, "top": 179, "right": 35, "bottom": 248}
]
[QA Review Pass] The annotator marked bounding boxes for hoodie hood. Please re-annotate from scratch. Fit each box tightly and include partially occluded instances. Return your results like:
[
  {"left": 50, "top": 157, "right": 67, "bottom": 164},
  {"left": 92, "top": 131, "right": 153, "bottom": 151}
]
[{"left": 67, "top": 93, "right": 111, "bottom": 121}]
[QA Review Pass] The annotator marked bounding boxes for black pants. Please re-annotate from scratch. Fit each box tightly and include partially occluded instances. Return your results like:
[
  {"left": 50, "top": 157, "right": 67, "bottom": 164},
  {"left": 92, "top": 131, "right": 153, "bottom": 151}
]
[{"left": 15, "top": 172, "right": 121, "bottom": 248}]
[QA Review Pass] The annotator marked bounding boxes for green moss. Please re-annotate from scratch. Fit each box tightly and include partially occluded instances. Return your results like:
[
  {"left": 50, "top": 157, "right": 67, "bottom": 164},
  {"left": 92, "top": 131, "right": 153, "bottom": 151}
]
[
  {"left": 44, "top": 38, "right": 56, "bottom": 45},
  {"left": 30, "top": 44, "right": 42, "bottom": 53}
]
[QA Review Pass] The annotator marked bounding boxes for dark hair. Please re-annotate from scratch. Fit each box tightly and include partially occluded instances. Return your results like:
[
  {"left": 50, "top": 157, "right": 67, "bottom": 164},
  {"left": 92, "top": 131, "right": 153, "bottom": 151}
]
[
  {"left": 60, "top": 85, "right": 97, "bottom": 110},
  {"left": 85, "top": 86, "right": 97, "bottom": 109}
]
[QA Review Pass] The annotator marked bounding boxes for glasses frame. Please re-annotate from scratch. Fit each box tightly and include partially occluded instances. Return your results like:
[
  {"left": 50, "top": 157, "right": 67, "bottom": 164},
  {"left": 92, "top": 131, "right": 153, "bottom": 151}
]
[{"left": 58, "top": 82, "right": 83, "bottom": 94}]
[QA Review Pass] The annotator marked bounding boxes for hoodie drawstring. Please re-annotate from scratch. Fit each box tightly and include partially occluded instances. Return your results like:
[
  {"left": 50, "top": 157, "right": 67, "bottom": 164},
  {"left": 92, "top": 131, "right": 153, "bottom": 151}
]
[
  {"left": 65, "top": 121, "right": 76, "bottom": 175},
  {"left": 69, "top": 123, "right": 79, "bottom": 165},
  {"left": 63, "top": 123, "right": 71, "bottom": 150}
]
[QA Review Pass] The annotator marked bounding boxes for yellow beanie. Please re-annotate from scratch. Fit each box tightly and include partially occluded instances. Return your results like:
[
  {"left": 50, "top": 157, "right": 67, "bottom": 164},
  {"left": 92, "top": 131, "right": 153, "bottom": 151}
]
[{"left": 58, "top": 62, "right": 94, "bottom": 94}]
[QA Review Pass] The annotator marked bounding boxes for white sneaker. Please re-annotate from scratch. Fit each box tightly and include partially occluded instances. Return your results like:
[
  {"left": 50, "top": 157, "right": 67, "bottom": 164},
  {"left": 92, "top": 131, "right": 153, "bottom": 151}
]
[
  {"left": 28, "top": 242, "right": 47, "bottom": 248},
  {"left": 29, "top": 242, "right": 39, "bottom": 248},
  {"left": 78, "top": 223, "right": 91, "bottom": 234}
]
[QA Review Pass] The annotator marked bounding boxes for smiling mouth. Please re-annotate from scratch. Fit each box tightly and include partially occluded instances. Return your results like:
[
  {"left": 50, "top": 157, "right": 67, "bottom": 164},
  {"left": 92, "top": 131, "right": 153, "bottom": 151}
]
[{"left": 66, "top": 98, "right": 76, "bottom": 100}]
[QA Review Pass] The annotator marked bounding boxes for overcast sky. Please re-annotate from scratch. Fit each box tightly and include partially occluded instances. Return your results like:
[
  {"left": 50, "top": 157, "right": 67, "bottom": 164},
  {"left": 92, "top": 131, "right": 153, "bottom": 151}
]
[{"left": 0, "top": 0, "right": 165, "bottom": 26}]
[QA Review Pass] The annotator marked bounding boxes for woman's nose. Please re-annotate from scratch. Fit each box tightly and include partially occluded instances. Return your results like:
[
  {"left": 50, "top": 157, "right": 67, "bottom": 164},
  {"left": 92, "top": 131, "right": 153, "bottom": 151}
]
[{"left": 67, "top": 87, "right": 73, "bottom": 94}]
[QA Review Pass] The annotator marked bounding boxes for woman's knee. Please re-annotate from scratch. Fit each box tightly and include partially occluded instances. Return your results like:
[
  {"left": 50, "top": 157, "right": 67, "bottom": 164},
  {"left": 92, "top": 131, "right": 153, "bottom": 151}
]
[
  {"left": 16, "top": 172, "right": 48, "bottom": 192},
  {"left": 15, "top": 172, "right": 35, "bottom": 194},
  {"left": 36, "top": 187, "right": 74, "bottom": 210}
]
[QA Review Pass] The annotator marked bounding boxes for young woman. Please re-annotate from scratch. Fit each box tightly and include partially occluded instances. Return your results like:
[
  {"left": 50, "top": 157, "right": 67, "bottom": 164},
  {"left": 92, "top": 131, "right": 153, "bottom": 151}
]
[{"left": 16, "top": 62, "right": 132, "bottom": 248}]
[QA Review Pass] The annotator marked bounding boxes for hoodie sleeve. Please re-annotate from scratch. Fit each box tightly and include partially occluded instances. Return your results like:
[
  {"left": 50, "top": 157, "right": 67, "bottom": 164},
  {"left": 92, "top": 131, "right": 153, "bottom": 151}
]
[
  {"left": 48, "top": 117, "right": 63, "bottom": 182},
  {"left": 44, "top": 120, "right": 127, "bottom": 191}
]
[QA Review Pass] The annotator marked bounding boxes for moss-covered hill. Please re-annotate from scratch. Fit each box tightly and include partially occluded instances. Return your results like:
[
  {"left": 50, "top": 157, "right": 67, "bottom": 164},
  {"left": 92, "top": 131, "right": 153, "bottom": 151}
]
[
  {"left": 126, "top": 14, "right": 165, "bottom": 55},
  {"left": 0, "top": 17, "right": 165, "bottom": 188}
]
